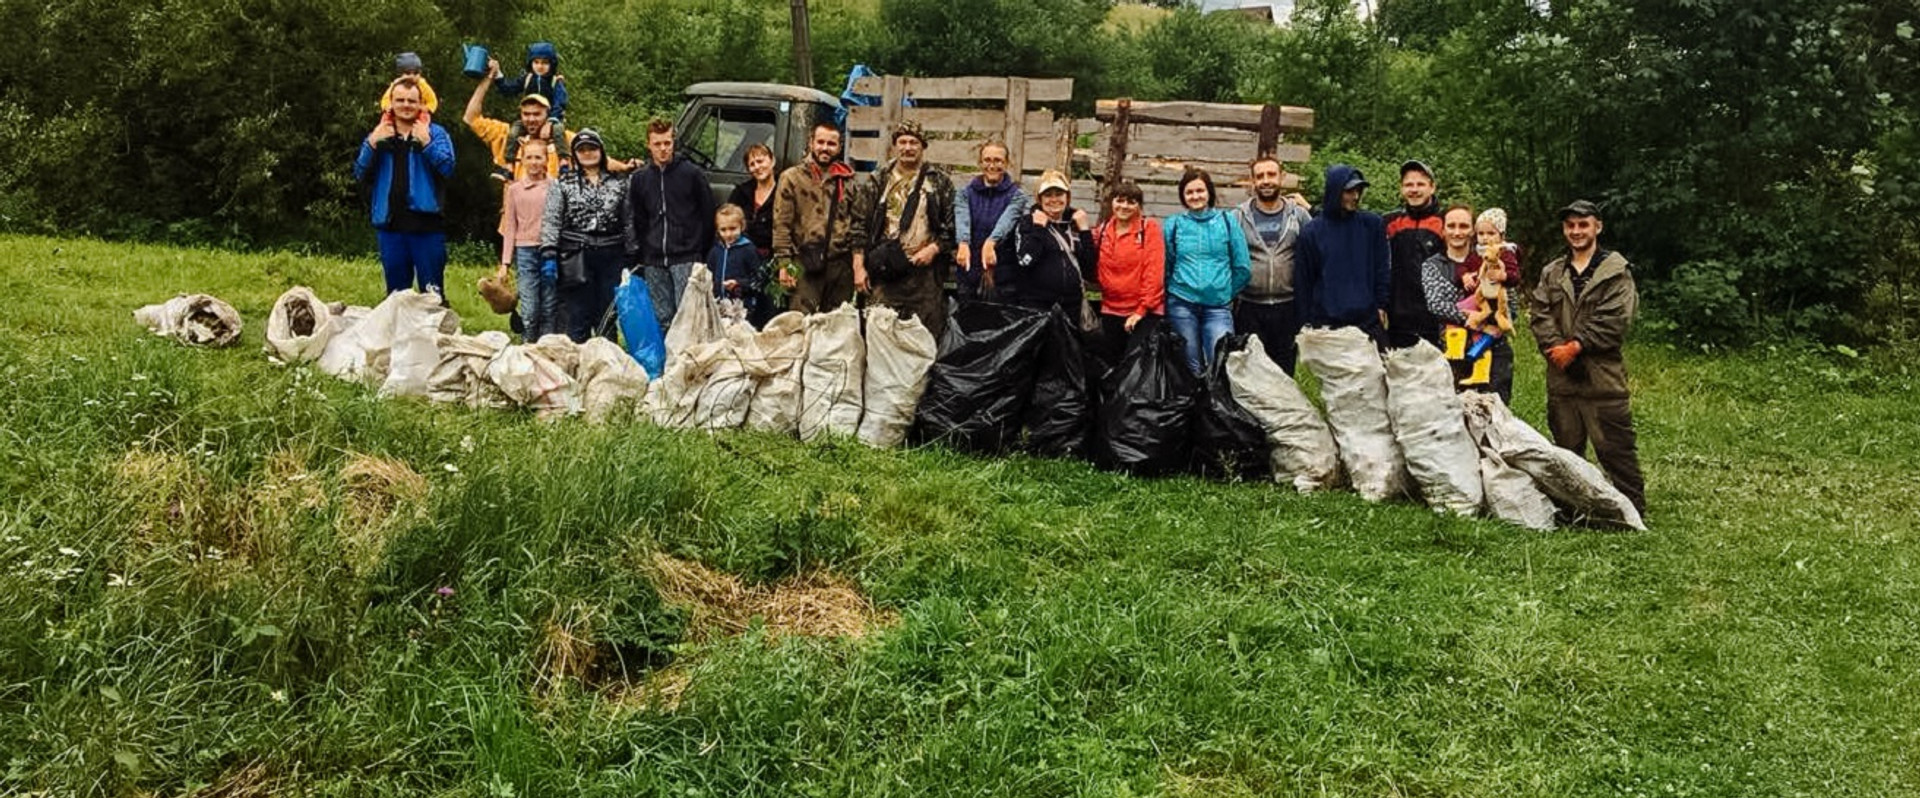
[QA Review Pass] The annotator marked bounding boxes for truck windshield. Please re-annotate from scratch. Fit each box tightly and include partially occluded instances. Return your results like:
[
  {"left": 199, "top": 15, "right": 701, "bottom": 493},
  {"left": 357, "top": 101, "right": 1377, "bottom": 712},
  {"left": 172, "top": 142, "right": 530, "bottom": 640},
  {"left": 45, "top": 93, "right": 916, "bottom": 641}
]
[{"left": 681, "top": 105, "right": 779, "bottom": 175}]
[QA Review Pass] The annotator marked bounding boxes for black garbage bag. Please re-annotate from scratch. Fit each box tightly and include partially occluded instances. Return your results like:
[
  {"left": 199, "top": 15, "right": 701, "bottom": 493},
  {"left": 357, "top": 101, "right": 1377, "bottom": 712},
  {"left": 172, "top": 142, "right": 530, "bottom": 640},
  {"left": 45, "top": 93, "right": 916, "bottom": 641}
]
[
  {"left": 1096, "top": 324, "right": 1198, "bottom": 475},
  {"left": 1190, "top": 334, "right": 1273, "bottom": 480},
  {"left": 1021, "top": 308, "right": 1094, "bottom": 458},
  {"left": 912, "top": 301, "right": 1051, "bottom": 453}
]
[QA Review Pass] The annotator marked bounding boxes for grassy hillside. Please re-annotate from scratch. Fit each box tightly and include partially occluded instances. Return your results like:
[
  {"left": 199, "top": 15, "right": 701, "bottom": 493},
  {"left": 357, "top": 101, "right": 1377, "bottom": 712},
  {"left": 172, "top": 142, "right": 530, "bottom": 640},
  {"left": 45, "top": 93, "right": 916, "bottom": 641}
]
[{"left": 1, "top": 235, "right": 1916, "bottom": 797}]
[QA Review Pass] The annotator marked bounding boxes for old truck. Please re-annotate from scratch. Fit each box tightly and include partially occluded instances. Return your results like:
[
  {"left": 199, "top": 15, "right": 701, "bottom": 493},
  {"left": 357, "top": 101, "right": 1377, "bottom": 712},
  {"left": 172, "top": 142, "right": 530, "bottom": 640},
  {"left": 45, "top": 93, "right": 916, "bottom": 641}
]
[{"left": 674, "top": 74, "right": 1315, "bottom": 215}]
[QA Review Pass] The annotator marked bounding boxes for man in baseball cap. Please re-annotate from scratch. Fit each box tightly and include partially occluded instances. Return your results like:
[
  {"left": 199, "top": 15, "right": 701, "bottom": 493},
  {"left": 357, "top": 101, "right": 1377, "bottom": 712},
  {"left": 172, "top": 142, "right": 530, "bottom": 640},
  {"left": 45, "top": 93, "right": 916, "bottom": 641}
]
[
  {"left": 1381, "top": 159, "right": 1445, "bottom": 347},
  {"left": 1294, "top": 164, "right": 1390, "bottom": 341},
  {"left": 1530, "top": 198, "right": 1646, "bottom": 516}
]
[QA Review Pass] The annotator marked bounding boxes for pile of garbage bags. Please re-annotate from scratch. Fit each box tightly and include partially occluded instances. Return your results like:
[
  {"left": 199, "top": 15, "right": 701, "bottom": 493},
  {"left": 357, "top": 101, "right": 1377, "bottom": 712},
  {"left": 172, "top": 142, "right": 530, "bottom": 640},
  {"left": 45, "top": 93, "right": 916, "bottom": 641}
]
[{"left": 185, "top": 265, "right": 1644, "bottom": 531}]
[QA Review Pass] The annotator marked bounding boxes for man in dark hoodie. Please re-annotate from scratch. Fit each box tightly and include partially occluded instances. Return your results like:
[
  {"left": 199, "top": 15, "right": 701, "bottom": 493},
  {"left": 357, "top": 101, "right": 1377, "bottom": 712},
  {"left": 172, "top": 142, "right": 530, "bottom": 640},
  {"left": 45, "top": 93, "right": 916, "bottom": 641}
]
[
  {"left": 1294, "top": 164, "right": 1389, "bottom": 340},
  {"left": 1382, "top": 160, "right": 1445, "bottom": 347},
  {"left": 631, "top": 118, "right": 716, "bottom": 329}
]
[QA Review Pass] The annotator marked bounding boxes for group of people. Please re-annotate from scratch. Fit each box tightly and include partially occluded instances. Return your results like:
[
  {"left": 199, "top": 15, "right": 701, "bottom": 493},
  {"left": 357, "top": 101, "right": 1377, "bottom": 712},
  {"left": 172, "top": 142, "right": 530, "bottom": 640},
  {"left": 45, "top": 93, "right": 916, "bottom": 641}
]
[{"left": 349, "top": 53, "right": 1642, "bottom": 515}]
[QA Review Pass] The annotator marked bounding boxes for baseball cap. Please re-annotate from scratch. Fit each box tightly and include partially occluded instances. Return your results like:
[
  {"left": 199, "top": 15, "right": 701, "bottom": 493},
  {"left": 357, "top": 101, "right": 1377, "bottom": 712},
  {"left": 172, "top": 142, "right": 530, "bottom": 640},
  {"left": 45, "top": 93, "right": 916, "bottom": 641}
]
[
  {"left": 1036, "top": 169, "right": 1070, "bottom": 195},
  {"left": 1399, "top": 159, "right": 1434, "bottom": 180},
  {"left": 520, "top": 93, "right": 551, "bottom": 108},
  {"left": 572, "top": 128, "right": 604, "bottom": 151},
  {"left": 1558, "top": 199, "right": 1602, "bottom": 220}
]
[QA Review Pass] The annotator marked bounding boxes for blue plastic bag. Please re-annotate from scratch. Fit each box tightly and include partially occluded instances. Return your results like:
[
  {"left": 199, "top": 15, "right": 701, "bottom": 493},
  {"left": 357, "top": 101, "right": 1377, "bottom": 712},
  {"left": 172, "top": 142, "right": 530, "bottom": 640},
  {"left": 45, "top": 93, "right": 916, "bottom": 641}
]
[{"left": 615, "top": 271, "right": 666, "bottom": 379}]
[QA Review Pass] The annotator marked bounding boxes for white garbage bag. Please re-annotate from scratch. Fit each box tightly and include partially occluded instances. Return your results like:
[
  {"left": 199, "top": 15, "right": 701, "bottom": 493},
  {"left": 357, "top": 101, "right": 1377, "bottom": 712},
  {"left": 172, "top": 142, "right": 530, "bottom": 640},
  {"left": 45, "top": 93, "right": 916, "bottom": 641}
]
[
  {"left": 264, "top": 286, "right": 335, "bottom": 362},
  {"left": 857, "top": 306, "right": 937, "bottom": 448},
  {"left": 1478, "top": 449, "right": 1559, "bottom": 531},
  {"left": 694, "top": 325, "right": 759, "bottom": 430},
  {"left": 576, "top": 337, "right": 649, "bottom": 423},
  {"left": 645, "top": 344, "right": 718, "bottom": 429},
  {"left": 428, "top": 331, "right": 511, "bottom": 408},
  {"left": 132, "top": 294, "right": 243, "bottom": 347},
  {"left": 799, "top": 305, "right": 865, "bottom": 441},
  {"left": 379, "top": 291, "right": 462, "bottom": 399},
  {"left": 664, "top": 263, "right": 725, "bottom": 355},
  {"left": 315, "top": 305, "right": 373, "bottom": 378},
  {"left": 487, "top": 344, "right": 579, "bottom": 419},
  {"left": 1383, "top": 341, "right": 1484, "bottom": 516},
  {"left": 1460, "top": 392, "right": 1646, "bottom": 530},
  {"left": 1296, "top": 326, "right": 1408, "bottom": 502},
  {"left": 744, "top": 312, "right": 809, "bottom": 435},
  {"left": 1225, "top": 335, "right": 1343, "bottom": 493},
  {"left": 529, "top": 334, "right": 581, "bottom": 378}
]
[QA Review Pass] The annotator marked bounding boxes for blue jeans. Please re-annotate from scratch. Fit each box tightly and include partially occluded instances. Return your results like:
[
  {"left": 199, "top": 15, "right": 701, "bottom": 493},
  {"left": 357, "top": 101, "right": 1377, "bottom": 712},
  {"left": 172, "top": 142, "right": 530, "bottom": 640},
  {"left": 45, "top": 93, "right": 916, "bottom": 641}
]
[
  {"left": 375, "top": 230, "right": 446, "bottom": 296},
  {"left": 644, "top": 262, "right": 696, "bottom": 330},
  {"left": 513, "top": 246, "right": 558, "bottom": 340},
  {"left": 1166, "top": 294, "right": 1233, "bottom": 376}
]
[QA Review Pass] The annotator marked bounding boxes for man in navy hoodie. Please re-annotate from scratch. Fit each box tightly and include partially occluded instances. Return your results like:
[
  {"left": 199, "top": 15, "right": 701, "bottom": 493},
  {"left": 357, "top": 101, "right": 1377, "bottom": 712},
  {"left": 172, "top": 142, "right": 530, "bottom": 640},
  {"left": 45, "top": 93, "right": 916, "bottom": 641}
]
[
  {"left": 630, "top": 119, "right": 716, "bottom": 329},
  {"left": 1294, "top": 164, "right": 1389, "bottom": 342}
]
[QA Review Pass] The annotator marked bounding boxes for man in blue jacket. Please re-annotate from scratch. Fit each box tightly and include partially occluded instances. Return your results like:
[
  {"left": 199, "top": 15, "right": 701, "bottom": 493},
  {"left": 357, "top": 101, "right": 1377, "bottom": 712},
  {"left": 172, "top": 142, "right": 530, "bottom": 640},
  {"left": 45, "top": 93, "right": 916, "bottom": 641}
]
[
  {"left": 1293, "top": 164, "right": 1389, "bottom": 343},
  {"left": 630, "top": 118, "right": 716, "bottom": 329},
  {"left": 353, "top": 77, "right": 455, "bottom": 296}
]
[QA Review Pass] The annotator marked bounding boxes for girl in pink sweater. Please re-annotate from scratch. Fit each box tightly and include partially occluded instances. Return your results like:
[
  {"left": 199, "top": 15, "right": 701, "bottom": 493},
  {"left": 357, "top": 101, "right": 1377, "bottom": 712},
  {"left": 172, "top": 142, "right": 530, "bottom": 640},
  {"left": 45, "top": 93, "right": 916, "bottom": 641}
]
[{"left": 500, "top": 142, "right": 556, "bottom": 338}]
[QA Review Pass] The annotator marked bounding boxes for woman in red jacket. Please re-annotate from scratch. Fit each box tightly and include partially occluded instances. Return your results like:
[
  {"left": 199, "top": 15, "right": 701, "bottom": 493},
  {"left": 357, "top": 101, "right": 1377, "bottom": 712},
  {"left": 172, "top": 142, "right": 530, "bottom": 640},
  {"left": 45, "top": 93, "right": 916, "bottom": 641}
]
[{"left": 1093, "top": 180, "right": 1166, "bottom": 368}]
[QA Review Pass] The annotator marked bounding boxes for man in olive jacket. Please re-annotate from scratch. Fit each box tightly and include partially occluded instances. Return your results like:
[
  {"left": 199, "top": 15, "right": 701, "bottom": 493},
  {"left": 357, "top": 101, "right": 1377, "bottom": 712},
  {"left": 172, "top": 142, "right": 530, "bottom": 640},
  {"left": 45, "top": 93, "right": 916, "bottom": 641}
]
[
  {"left": 1530, "top": 200, "right": 1645, "bottom": 513},
  {"left": 849, "top": 120, "right": 957, "bottom": 337},
  {"left": 772, "top": 121, "right": 861, "bottom": 313}
]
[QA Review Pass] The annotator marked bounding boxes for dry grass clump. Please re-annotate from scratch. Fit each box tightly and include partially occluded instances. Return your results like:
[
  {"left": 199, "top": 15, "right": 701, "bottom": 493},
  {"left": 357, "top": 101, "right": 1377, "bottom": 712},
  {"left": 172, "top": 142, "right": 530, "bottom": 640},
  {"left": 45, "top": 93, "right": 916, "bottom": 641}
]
[
  {"left": 534, "top": 601, "right": 599, "bottom": 690},
  {"left": 335, "top": 454, "right": 428, "bottom": 575},
  {"left": 644, "top": 552, "right": 897, "bottom": 643},
  {"left": 112, "top": 448, "right": 258, "bottom": 561}
]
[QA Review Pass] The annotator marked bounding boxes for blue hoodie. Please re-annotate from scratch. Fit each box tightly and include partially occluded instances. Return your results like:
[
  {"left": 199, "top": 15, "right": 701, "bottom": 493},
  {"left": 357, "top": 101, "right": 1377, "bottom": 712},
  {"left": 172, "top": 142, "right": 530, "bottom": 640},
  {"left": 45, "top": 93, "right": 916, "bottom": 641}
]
[
  {"left": 1294, "top": 164, "right": 1389, "bottom": 329},
  {"left": 1163, "top": 208, "right": 1251, "bottom": 307},
  {"left": 352, "top": 122, "right": 455, "bottom": 227},
  {"left": 495, "top": 41, "right": 568, "bottom": 117}
]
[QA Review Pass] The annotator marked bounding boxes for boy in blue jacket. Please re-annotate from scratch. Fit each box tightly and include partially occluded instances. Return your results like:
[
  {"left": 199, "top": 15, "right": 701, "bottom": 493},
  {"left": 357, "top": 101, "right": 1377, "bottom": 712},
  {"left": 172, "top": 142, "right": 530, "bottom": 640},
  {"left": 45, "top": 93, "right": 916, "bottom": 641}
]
[
  {"left": 709, "top": 204, "right": 767, "bottom": 326},
  {"left": 1294, "top": 164, "right": 1390, "bottom": 345},
  {"left": 493, "top": 42, "right": 569, "bottom": 179}
]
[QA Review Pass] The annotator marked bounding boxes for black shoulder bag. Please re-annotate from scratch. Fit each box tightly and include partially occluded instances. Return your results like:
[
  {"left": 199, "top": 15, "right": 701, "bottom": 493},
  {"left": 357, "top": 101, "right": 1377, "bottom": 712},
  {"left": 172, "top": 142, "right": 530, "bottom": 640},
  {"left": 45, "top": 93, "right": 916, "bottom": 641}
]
[{"left": 865, "top": 170, "right": 928, "bottom": 284}]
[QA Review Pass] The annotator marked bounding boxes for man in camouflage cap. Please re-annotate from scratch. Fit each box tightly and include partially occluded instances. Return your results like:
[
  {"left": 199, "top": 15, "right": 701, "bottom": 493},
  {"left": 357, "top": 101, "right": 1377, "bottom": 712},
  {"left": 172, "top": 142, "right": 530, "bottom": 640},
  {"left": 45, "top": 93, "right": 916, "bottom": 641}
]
[{"left": 849, "top": 119, "right": 957, "bottom": 336}]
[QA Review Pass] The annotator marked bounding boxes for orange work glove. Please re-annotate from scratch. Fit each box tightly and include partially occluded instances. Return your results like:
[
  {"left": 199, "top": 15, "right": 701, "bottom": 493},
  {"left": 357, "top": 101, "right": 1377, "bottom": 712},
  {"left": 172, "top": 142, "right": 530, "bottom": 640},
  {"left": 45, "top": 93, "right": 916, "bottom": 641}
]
[{"left": 1546, "top": 340, "right": 1583, "bottom": 369}]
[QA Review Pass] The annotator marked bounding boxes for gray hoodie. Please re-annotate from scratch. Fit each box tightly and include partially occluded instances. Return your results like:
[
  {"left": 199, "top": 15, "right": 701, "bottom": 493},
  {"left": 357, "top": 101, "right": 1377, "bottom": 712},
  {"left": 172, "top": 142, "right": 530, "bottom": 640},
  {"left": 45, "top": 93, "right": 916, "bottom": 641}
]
[{"left": 1235, "top": 197, "right": 1310, "bottom": 304}]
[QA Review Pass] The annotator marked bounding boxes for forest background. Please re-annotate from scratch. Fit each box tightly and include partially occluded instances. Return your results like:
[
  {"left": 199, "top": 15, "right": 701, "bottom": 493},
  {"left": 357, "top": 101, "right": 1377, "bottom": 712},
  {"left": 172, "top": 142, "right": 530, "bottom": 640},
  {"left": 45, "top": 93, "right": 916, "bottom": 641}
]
[{"left": 1, "top": 0, "right": 1916, "bottom": 348}]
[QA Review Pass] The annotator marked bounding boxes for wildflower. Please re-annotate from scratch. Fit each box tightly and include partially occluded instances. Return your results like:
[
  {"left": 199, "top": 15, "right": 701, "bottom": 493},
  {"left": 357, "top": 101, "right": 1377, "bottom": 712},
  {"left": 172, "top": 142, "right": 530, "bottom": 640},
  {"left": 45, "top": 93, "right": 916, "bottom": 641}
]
[
  {"left": 435, "top": 586, "right": 455, "bottom": 598},
  {"left": 58, "top": 547, "right": 80, "bottom": 557},
  {"left": 442, "top": 463, "right": 460, "bottom": 474},
  {"left": 107, "top": 573, "right": 130, "bottom": 588},
  {"left": 459, "top": 435, "right": 476, "bottom": 453},
  {"left": 270, "top": 689, "right": 287, "bottom": 703}
]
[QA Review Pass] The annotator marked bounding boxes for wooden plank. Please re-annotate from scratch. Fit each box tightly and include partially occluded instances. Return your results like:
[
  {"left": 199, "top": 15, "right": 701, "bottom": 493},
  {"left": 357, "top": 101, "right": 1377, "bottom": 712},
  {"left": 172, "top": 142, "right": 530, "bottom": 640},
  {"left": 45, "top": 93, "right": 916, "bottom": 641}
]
[
  {"left": 1052, "top": 117, "right": 1074, "bottom": 174},
  {"left": 1084, "top": 135, "right": 1309, "bottom": 168},
  {"left": 1004, "top": 78, "right": 1029, "bottom": 177},
  {"left": 881, "top": 75, "right": 906, "bottom": 133},
  {"left": 853, "top": 75, "right": 1073, "bottom": 102},
  {"left": 849, "top": 130, "right": 1055, "bottom": 166},
  {"left": 1095, "top": 99, "right": 1313, "bottom": 132},
  {"left": 1083, "top": 144, "right": 1312, "bottom": 178},
  {"left": 849, "top": 106, "right": 1007, "bottom": 136},
  {"left": 848, "top": 108, "right": 1055, "bottom": 137}
]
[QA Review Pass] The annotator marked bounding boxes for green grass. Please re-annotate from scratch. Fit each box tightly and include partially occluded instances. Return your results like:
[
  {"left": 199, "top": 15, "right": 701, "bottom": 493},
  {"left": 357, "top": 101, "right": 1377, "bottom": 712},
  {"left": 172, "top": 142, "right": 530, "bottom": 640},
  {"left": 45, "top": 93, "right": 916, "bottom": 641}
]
[{"left": 2, "top": 234, "right": 1917, "bottom": 797}]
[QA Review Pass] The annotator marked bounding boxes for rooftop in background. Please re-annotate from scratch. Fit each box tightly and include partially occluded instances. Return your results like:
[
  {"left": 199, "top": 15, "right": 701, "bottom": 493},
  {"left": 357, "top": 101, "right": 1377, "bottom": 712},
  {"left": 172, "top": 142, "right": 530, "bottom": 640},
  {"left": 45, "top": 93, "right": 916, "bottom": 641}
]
[{"left": 682, "top": 82, "right": 840, "bottom": 107}]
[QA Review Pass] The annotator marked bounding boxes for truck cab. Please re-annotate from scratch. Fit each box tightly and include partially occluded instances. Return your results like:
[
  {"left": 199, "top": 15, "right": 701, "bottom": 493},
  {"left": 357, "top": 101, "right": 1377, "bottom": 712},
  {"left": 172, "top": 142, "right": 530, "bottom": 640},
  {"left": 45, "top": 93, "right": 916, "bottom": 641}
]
[{"left": 673, "top": 82, "right": 845, "bottom": 207}]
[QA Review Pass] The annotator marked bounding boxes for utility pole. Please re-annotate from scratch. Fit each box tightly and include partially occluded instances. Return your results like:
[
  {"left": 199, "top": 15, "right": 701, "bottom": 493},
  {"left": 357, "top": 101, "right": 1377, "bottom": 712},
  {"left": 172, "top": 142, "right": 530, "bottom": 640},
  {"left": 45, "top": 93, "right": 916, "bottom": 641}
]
[{"left": 790, "top": 0, "right": 815, "bottom": 87}]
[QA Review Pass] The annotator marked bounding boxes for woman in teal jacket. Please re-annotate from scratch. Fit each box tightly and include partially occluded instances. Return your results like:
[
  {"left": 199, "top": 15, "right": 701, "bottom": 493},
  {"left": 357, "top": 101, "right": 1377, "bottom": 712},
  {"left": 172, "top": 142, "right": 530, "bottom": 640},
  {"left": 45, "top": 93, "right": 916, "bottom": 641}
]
[{"left": 1162, "top": 168, "right": 1250, "bottom": 375}]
